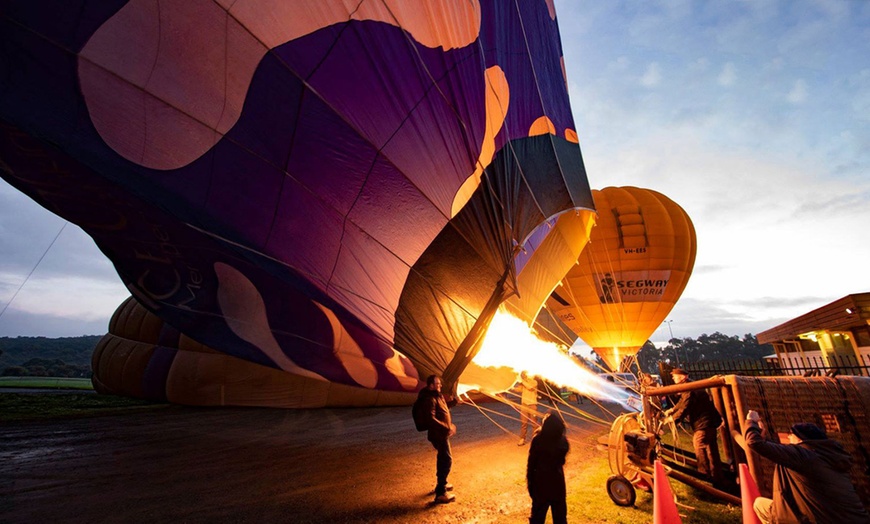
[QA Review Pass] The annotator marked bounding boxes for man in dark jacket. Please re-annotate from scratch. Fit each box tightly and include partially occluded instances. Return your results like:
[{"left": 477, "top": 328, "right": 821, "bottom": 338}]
[
  {"left": 744, "top": 410, "right": 869, "bottom": 524},
  {"left": 663, "top": 368, "right": 723, "bottom": 484},
  {"left": 417, "top": 375, "right": 456, "bottom": 504}
]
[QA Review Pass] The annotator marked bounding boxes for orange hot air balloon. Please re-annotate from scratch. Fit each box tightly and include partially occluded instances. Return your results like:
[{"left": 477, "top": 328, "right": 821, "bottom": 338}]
[{"left": 546, "top": 187, "right": 696, "bottom": 372}]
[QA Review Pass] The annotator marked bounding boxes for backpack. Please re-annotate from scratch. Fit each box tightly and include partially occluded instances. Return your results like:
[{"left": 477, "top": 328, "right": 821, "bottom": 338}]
[{"left": 412, "top": 392, "right": 429, "bottom": 432}]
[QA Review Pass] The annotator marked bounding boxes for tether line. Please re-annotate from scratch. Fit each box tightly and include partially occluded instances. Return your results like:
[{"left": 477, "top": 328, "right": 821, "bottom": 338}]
[{"left": 0, "top": 222, "right": 67, "bottom": 320}]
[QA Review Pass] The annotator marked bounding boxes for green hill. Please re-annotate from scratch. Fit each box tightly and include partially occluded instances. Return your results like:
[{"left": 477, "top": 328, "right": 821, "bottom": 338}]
[{"left": 0, "top": 335, "right": 101, "bottom": 369}]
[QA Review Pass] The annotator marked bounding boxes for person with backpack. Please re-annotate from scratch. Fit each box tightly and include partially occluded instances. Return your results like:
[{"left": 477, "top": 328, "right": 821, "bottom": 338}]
[
  {"left": 414, "top": 374, "right": 457, "bottom": 504},
  {"left": 526, "top": 410, "right": 570, "bottom": 524}
]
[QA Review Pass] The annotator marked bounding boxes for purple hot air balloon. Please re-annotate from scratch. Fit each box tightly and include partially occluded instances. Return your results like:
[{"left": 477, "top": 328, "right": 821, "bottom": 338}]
[{"left": 0, "top": 0, "right": 594, "bottom": 407}]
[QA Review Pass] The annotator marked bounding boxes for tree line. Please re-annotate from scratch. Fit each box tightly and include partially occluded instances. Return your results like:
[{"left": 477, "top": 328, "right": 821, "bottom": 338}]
[
  {"left": 0, "top": 332, "right": 772, "bottom": 378},
  {"left": 635, "top": 332, "right": 773, "bottom": 374},
  {"left": 0, "top": 335, "right": 100, "bottom": 377}
]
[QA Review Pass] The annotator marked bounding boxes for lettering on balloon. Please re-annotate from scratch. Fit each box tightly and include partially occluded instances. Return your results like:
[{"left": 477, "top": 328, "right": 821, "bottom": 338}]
[
  {"left": 595, "top": 270, "right": 671, "bottom": 304},
  {"left": 132, "top": 220, "right": 203, "bottom": 309}
]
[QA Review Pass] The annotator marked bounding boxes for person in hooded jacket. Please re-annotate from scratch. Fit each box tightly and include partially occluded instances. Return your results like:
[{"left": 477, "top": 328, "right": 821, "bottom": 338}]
[
  {"left": 744, "top": 410, "right": 870, "bottom": 524},
  {"left": 526, "top": 410, "right": 570, "bottom": 524},
  {"left": 418, "top": 374, "right": 457, "bottom": 504}
]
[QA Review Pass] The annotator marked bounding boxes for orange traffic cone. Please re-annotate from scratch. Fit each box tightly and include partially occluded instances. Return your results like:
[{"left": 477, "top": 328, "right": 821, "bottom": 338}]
[
  {"left": 653, "top": 459, "right": 682, "bottom": 524},
  {"left": 739, "top": 463, "right": 762, "bottom": 524}
]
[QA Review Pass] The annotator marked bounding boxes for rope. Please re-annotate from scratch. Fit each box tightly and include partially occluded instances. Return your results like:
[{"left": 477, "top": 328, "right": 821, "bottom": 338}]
[
  {"left": 463, "top": 395, "right": 520, "bottom": 436},
  {"left": 535, "top": 385, "right": 614, "bottom": 425},
  {"left": 0, "top": 222, "right": 67, "bottom": 320}
]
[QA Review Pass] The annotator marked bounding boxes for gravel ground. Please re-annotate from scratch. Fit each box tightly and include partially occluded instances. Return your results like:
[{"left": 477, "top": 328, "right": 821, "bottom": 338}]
[{"left": 0, "top": 398, "right": 620, "bottom": 523}]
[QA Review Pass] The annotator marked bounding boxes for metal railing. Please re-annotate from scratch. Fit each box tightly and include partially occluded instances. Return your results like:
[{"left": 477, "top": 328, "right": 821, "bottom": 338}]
[{"left": 680, "top": 353, "right": 870, "bottom": 379}]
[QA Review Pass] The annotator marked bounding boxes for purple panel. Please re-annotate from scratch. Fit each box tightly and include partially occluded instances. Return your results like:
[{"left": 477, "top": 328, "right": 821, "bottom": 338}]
[
  {"left": 301, "top": 22, "right": 431, "bottom": 150},
  {"left": 264, "top": 175, "right": 343, "bottom": 289},
  {"left": 157, "top": 324, "right": 181, "bottom": 348},
  {"left": 329, "top": 217, "right": 412, "bottom": 341},
  {"left": 284, "top": 89, "right": 377, "bottom": 216},
  {"left": 349, "top": 155, "right": 447, "bottom": 265},
  {"left": 202, "top": 145, "right": 284, "bottom": 249},
  {"left": 225, "top": 51, "right": 303, "bottom": 170},
  {"left": 141, "top": 346, "right": 176, "bottom": 401}
]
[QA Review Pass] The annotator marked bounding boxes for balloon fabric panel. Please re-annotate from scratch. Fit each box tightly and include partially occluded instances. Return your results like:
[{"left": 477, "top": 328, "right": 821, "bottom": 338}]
[{"left": 1, "top": 0, "right": 593, "bottom": 403}]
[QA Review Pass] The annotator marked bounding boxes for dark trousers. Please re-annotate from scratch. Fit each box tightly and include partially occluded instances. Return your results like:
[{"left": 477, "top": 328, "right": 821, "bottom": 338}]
[
  {"left": 530, "top": 497, "right": 567, "bottom": 524},
  {"left": 431, "top": 438, "right": 452, "bottom": 495},
  {"left": 693, "top": 427, "right": 721, "bottom": 482}
]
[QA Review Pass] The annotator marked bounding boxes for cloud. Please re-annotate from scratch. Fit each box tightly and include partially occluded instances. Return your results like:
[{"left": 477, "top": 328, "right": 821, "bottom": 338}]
[
  {"left": 641, "top": 62, "right": 662, "bottom": 87},
  {"left": 692, "top": 264, "right": 729, "bottom": 275},
  {"left": 787, "top": 79, "right": 808, "bottom": 103},
  {"left": 0, "top": 184, "right": 129, "bottom": 336},
  {"left": 662, "top": 298, "right": 793, "bottom": 340},
  {"left": 717, "top": 62, "right": 736, "bottom": 86},
  {"left": 0, "top": 273, "right": 128, "bottom": 323}
]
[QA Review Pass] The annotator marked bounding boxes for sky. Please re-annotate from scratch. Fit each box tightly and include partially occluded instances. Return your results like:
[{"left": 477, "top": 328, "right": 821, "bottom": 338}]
[{"left": 1, "top": 0, "right": 869, "bottom": 341}]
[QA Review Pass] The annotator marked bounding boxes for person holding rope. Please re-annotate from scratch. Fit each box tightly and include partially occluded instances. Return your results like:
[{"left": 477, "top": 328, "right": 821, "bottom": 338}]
[
  {"left": 518, "top": 371, "right": 539, "bottom": 446},
  {"left": 662, "top": 368, "right": 724, "bottom": 487},
  {"left": 418, "top": 375, "right": 457, "bottom": 504}
]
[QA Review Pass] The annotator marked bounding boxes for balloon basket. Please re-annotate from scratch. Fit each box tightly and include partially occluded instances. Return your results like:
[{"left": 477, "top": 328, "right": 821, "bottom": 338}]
[{"left": 603, "top": 373, "right": 870, "bottom": 510}]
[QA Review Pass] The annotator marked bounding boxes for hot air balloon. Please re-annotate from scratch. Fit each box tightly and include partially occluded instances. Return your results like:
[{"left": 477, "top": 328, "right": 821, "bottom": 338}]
[
  {"left": 0, "top": 0, "right": 595, "bottom": 406},
  {"left": 546, "top": 187, "right": 696, "bottom": 372}
]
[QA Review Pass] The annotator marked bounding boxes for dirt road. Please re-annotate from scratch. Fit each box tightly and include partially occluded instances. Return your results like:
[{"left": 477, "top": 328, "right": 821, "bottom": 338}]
[{"left": 0, "top": 399, "right": 617, "bottom": 523}]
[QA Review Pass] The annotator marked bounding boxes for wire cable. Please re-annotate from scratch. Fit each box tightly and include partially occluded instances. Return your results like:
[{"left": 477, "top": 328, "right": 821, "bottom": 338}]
[{"left": 0, "top": 222, "right": 67, "bottom": 321}]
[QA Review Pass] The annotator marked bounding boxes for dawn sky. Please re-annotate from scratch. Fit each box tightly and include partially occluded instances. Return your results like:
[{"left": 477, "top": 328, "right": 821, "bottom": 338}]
[{"left": 1, "top": 0, "right": 868, "bottom": 343}]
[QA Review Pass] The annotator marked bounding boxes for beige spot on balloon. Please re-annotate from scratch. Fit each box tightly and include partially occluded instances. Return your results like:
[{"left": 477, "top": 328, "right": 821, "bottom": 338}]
[
  {"left": 545, "top": 0, "right": 556, "bottom": 19},
  {"left": 451, "top": 65, "right": 509, "bottom": 217},
  {"left": 529, "top": 116, "right": 556, "bottom": 137},
  {"left": 561, "top": 55, "right": 568, "bottom": 91},
  {"left": 214, "top": 262, "right": 325, "bottom": 381},
  {"left": 565, "top": 128, "right": 579, "bottom": 143},
  {"left": 80, "top": 0, "right": 482, "bottom": 170},
  {"left": 385, "top": 352, "right": 421, "bottom": 390},
  {"left": 312, "top": 302, "right": 378, "bottom": 389}
]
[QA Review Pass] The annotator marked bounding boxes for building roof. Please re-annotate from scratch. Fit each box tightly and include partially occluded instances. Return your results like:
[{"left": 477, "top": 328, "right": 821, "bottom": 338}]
[{"left": 757, "top": 293, "right": 870, "bottom": 344}]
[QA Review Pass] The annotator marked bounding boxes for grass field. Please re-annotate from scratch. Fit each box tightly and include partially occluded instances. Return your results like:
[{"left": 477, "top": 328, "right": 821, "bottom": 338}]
[
  {"left": 570, "top": 452, "right": 742, "bottom": 523},
  {"left": 0, "top": 392, "right": 164, "bottom": 421},
  {"left": 0, "top": 376, "right": 95, "bottom": 389}
]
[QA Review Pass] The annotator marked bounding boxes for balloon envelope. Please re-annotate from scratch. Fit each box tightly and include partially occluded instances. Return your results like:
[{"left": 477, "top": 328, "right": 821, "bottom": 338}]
[
  {"left": 1, "top": 1, "right": 594, "bottom": 405},
  {"left": 547, "top": 187, "right": 696, "bottom": 371}
]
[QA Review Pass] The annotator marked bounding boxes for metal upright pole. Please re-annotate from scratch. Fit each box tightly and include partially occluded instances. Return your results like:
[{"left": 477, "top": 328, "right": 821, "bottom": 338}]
[{"left": 666, "top": 320, "right": 679, "bottom": 365}]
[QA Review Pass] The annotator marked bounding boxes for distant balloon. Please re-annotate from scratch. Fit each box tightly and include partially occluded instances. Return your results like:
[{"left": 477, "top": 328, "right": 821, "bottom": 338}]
[
  {"left": 1, "top": 1, "right": 594, "bottom": 406},
  {"left": 547, "top": 187, "right": 696, "bottom": 372}
]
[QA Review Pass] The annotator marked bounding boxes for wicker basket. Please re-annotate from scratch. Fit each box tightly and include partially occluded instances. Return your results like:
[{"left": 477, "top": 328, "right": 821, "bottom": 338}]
[{"left": 726, "top": 375, "right": 870, "bottom": 504}]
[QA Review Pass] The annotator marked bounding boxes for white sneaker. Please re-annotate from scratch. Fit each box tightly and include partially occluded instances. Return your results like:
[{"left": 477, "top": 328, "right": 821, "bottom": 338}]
[{"left": 434, "top": 493, "right": 455, "bottom": 504}]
